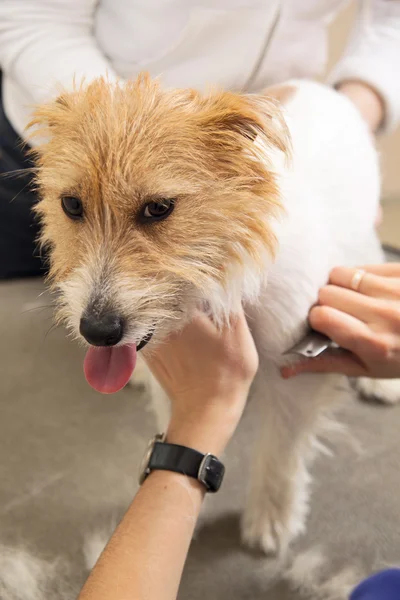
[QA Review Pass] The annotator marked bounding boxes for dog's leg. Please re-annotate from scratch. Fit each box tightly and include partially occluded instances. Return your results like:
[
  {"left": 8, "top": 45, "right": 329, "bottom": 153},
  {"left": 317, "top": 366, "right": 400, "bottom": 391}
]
[
  {"left": 148, "top": 373, "right": 171, "bottom": 433},
  {"left": 242, "top": 367, "right": 341, "bottom": 558}
]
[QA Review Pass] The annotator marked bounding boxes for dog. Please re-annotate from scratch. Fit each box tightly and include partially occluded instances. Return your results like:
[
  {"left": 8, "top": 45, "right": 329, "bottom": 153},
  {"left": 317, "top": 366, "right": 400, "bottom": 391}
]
[{"left": 30, "top": 75, "right": 400, "bottom": 557}]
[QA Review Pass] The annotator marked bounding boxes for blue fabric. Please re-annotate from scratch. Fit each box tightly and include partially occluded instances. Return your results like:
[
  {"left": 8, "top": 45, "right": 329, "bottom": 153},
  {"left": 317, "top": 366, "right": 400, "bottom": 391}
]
[{"left": 350, "top": 569, "right": 400, "bottom": 600}]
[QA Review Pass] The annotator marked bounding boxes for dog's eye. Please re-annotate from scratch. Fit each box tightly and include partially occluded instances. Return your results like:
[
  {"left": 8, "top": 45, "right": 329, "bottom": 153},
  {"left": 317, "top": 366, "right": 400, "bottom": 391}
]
[
  {"left": 61, "top": 196, "right": 84, "bottom": 220},
  {"left": 140, "top": 199, "right": 175, "bottom": 223}
]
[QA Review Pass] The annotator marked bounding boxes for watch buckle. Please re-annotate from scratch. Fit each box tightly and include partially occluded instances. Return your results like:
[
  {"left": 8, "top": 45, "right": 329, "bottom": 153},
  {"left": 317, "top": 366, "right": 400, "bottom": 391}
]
[
  {"left": 138, "top": 432, "right": 165, "bottom": 485},
  {"left": 197, "top": 453, "right": 212, "bottom": 490}
]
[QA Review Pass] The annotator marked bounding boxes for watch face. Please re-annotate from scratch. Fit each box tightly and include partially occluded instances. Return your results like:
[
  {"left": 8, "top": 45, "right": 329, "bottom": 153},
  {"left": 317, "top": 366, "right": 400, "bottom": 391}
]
[
  {"left": 198, "top": 454, "right": 225, "bottom": 492},
  {"left": 138, "top": 433, "right": 164, "bottom": 484}
]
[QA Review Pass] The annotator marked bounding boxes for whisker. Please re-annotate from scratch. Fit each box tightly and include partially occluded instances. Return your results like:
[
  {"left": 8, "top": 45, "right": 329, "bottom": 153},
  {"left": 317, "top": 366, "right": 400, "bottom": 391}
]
[
  {"left": 19, "top": 305, "right": 53, "bottom": 316},
  {"left": 42, "top": 322, "right": 59, "bottom": 346},
  {"left": 9, "top": 180, "right": 35, "bottom": 204},
  {"left": 0, "top": 166, "right": 39, "bottom": 180}
]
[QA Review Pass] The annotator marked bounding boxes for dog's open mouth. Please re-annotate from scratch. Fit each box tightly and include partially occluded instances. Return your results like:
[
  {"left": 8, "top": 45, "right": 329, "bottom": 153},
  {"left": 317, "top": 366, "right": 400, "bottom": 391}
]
[{"left": 83, "top": 334, "right": 152, "bottom": 394}]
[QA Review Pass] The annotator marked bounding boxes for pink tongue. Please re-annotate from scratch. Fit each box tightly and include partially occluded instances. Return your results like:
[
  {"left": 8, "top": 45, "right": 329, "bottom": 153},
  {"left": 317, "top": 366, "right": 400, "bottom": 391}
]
[{"left": 83, "top": 344, "right": 137, "bottom": 394}]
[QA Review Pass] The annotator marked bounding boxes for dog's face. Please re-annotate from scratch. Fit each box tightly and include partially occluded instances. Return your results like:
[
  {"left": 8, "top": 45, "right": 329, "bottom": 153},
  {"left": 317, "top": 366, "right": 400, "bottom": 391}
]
[{"left": 31, "top": 76, "right": 288, "bottom": 392}]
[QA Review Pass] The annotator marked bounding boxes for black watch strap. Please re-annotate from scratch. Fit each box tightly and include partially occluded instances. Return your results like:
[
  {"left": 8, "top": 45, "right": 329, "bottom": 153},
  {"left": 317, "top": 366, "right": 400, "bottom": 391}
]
[{"left": 147, "top": 441, "right": 225, "bottom": 493}]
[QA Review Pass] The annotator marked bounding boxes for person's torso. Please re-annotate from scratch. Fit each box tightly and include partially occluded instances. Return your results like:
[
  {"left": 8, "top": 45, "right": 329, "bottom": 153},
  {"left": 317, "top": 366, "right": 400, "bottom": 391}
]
[
  {"left": 2, "top": 0, "right": 350, "bottom": 139},
  {"left": 95, "top": 0, "right": 350, "bottom": 91}
]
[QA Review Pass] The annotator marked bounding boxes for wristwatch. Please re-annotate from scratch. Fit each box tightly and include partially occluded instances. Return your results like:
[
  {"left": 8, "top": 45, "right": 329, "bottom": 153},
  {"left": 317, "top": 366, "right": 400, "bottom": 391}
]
[{"left": 139, "top": 433, "right": 225, "bottom": 493}]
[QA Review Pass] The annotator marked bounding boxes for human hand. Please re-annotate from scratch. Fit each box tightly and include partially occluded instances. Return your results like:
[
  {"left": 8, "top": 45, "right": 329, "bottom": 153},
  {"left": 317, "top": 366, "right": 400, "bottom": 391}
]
[
  {"left": 282, "top": 264, "right": 400, "bottom": 380},
  {"left": 143, "top": 309, "right": 258, "bottom": 455},
  {"left": 337, "top": 80, "right": 384, "bottom": 133}
]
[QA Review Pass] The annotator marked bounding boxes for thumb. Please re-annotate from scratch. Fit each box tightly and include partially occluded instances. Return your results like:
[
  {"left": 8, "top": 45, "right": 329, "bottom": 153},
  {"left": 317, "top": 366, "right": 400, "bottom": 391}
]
[{"left": 281, "top": 350, "right": 368, "bottom": 378}]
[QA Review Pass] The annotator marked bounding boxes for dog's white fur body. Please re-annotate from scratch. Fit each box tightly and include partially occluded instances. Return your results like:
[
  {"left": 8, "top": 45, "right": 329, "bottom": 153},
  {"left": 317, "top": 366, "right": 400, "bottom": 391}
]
[{"left": 150, "top": 80, "right": 399, "bottom": 555}]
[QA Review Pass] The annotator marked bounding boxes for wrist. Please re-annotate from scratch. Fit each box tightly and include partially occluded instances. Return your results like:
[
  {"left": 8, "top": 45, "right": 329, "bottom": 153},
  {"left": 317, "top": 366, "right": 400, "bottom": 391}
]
[
  {"left": 145, "top": 467, "right": 206, "bottom": 496},
  {"left": 167, "top": 403, "right": 241, "bottom": 455},
  {"left": 166, "top": 425, "right": 233, "bottom": 456}
]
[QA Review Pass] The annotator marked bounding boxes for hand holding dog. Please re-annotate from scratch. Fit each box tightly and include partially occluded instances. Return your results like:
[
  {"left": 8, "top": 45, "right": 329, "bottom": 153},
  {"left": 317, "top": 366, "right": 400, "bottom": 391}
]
[
  {"left": 282, "top": 264, "right": 400, "bottom": 379},
  {"left": 143, "top": 309, "right": 258, "bottom": 455}
]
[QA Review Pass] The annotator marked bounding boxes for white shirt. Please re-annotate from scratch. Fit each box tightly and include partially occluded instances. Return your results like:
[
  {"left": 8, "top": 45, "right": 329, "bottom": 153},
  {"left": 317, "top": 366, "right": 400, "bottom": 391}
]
[{"left": 0, "top": 0, "right": 399, "bottom": 138}]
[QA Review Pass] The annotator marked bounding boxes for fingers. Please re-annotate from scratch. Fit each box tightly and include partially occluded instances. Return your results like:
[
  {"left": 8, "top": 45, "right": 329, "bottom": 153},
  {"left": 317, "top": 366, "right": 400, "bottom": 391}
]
[
  {"left": 308, "top": 305, "right": 373, "bottom": 355},
  {"left": 359, "top": 263, "right": 400, "bottom": 278},
  {"left": 329, "top": 266, "right": 400, "bottom": 300},
  {"left": 318, "top": 285, "right": 379, "bottom": 323},
  {"left": 289, "top": 262, "right": 400, "bottom": 379},
  {"left": 281, "top": 350, "right": 368, "bottom": 378}
]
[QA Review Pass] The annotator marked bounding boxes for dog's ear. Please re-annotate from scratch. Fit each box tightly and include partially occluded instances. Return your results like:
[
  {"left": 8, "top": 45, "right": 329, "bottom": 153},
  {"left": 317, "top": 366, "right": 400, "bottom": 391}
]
[
  {"left": 27, "top": 91, "right": 78, "bottom": 144},
  {"left": 197, "top": 90, "right": 290, "bottom": 157}
]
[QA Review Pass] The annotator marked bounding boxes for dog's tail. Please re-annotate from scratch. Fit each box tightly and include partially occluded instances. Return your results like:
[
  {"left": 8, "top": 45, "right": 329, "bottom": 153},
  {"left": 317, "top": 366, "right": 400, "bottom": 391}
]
[{"left": 0, "top": 544, "right": 78, "bottom": 600}]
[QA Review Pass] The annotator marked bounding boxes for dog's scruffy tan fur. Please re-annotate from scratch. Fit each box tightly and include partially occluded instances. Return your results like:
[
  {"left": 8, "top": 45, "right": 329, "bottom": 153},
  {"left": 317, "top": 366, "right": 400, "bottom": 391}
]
[{"left": 29, "top": 75, "right": 400, "bottom": 558}]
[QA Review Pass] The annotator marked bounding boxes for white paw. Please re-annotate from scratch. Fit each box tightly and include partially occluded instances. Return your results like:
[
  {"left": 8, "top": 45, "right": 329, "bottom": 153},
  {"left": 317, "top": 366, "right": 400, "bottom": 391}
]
[
  {"left": 241, "top": 506, "right": 305, "bottom": 557},
  {"left": 242, "top": 461, "right": 310, "bottom": 556},
  {"left": 241, "top": 512, "right": 282, "bottom": 555},
  {"left": 354, "top": 377, "right": 400, "bottom": 405}
]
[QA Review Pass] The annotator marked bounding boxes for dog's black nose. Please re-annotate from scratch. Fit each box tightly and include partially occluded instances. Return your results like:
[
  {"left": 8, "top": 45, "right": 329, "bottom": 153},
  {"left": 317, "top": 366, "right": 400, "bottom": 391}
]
[{"left": 79, "top": 313, "right": 124, "bottom": 347}]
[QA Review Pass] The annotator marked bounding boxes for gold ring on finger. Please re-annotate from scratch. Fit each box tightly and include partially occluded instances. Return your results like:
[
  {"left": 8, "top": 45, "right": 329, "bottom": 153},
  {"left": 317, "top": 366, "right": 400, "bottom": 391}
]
[{"left": 350, "top": 268, "right": 366, "bottom": 292}]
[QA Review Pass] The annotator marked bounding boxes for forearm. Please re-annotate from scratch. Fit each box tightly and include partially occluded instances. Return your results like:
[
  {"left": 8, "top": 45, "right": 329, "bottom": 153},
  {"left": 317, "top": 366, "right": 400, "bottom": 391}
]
[
  {"left": 0, "top": 0, "right": 117, "bottom": 107},
  {"left": 78, "top": 406, "right": 234, "bottom": 600},
  {"left": 330, "top": 0, "right": 400, "bottom": 133},
  {"left": 78, "top": 469, "right": 205, "bottom": 600}
]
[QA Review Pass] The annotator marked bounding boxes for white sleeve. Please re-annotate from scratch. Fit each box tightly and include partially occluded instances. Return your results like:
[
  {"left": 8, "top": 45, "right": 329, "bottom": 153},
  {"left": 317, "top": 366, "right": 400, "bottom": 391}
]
[
  {"left": 0, "top": 0, "right": 117, "bottom": 105},
  {"left": 329, "top": 0, "right": 400, "bottom": 132}
]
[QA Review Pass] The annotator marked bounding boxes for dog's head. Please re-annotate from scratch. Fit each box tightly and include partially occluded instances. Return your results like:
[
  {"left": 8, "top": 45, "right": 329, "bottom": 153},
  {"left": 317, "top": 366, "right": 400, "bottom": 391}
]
[{"left": 30, "top": 75, "right": 289, "bottom": 392}]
